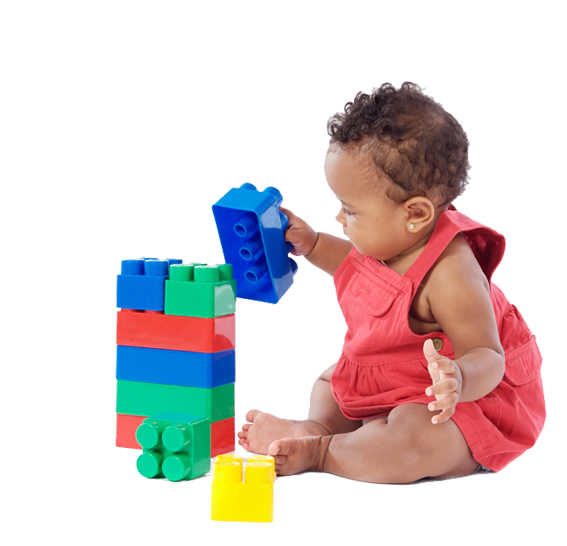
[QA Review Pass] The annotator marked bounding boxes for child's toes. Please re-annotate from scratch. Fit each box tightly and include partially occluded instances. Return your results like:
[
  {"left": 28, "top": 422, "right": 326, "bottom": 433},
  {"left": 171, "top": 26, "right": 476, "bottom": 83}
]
[
  {"left": 268, "top": 440, "right": 279, "bottom": 456},
  {"left": 268, "top": 438, "right": 289, "bottom": 458},
  {"left": 246, "top": 409, "right": 261, "bottom": 423},
  {"left": 268, "top": 438, "right": 297, "bottom": 474}
]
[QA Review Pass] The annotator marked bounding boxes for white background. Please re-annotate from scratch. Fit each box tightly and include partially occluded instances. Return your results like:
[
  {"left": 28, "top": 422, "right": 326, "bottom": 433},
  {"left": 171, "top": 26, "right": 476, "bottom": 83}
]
[{"left": 0, "top": 0, "right": 566, "bottom": 544}]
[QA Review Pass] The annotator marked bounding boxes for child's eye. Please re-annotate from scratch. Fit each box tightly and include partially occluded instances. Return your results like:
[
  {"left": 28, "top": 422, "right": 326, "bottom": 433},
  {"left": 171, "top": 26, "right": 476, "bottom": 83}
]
[{"left": 342, "top": 206, "right": 354, "bottom": 216}]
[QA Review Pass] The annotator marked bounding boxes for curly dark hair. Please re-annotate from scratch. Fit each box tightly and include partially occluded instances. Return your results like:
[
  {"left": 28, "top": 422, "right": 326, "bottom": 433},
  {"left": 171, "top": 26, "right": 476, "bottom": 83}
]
[{"left": 327, "top": 82, "right": 469, "bottom": 206}]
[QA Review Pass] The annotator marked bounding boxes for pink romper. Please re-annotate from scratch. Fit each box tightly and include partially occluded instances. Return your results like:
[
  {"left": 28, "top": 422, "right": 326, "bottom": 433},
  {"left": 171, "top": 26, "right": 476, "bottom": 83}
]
[{"left": 331, "top": 207, "right": 546, "bottom": 471}]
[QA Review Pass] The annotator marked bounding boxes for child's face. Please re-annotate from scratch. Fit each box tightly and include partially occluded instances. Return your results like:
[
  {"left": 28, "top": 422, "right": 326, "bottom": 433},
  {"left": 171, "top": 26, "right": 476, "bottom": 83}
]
[{"left": 324, "top": 147, "right": 413, "bottom": 261}]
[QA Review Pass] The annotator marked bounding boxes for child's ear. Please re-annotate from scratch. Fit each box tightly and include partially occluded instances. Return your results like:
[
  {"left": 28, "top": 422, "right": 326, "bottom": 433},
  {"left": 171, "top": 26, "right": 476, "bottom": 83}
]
[{"left": 403, "top": 196, "right": 435, "bottom": 232}]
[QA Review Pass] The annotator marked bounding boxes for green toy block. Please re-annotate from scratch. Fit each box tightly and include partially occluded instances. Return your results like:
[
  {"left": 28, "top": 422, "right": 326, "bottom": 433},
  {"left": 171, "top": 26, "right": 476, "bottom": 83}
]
[
  {"left": 136, "top": 412, "right": 211, "bottom": 481},
  {"left": 164, "top": 263, "right": 236, "bottom": 318},
  {"left": 116, "top": 380, "right": 235, "bottom": 423}
]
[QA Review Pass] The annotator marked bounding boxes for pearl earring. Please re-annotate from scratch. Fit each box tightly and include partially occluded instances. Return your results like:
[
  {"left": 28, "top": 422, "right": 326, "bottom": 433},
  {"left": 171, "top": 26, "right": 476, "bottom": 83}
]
[{"left": 409, "top": 224, "right": 415, "bottom": 230}]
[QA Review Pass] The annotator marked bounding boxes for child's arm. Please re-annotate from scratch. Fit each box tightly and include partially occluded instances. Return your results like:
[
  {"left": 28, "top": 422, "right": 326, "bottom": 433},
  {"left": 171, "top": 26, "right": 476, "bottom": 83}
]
[
  {"left": 280, "top": 207, "right": 353, "bottom": 276},
  {"left": 422, "top": 236, "right": 506, "bottom": 424}
]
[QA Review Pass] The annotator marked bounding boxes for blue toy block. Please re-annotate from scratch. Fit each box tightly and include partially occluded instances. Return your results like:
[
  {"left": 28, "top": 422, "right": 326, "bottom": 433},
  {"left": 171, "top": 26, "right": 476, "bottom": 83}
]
[
  {"left": 117, "top": 257, "right": 182, "bottom": 311},
  {"left": 235, "top": 346, "right": 287, "bottom": 383},
  {"left": 116, "top": 345, "right": 235, "bottom": 388},
  {"left": 212, "top": 183, "right": 298, "bottom": 304},
  {"left": 141, "top": 257, "right": 183, "bottom": 264}
]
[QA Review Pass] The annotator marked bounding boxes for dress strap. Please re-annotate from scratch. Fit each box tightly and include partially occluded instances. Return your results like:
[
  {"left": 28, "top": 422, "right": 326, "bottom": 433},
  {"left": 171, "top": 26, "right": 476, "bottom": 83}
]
[{"left": 404, "top": 206, "right": 506, "bottom": 288}]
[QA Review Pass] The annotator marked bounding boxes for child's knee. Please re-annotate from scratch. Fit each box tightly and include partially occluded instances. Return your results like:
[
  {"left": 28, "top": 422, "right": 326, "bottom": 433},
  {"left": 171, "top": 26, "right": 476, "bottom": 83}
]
[
  {"left": 319, "top": 363, "right": 337, "bottom": 382},
  {"left": 373, "top": 406, "right": 436, "bottom": 463}
]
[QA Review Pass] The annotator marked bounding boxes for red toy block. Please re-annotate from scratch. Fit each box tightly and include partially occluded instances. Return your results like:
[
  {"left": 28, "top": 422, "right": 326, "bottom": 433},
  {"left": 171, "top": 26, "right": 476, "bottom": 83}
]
[
  {"left": 211, "top": 417, "right": 235, "bottom": 457},
  {"left": 116, "top": 414, "right": 235, "bottom": 456},
  {"left": 116, "top": 413, "right": 145, "bottom": 448},
  {"left": 116, "top": 310, "right": 235, "bottom": 353}
]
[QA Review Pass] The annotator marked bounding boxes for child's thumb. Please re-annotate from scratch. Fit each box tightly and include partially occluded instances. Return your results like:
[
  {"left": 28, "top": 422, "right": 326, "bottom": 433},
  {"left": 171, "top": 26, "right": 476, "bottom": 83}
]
[
  {"left": 279, "top": 206, "right": 295, "bottom": 220},
  {"left": 423, "top": 339, "right": 440, "bottom": 363},
  {"left": 279, "top": 207, "right": 298, "bottom": 231}
]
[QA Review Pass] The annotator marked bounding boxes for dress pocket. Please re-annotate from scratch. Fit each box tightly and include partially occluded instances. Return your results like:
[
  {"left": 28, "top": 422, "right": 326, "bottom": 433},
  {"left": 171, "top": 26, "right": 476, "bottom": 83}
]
[
  {"left": 503, "top": 335, "right": 542, "bottom": 386},
  {"left": 345, "top": 266, "right": 398, "bottom": 317}
]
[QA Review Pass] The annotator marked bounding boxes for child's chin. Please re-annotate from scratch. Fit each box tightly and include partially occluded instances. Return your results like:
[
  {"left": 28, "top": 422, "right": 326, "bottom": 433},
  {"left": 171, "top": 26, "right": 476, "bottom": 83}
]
[
  {"left": 351, "top": 242, "right": 381, "bottom": 259},
  {"left": 359, "top": 248, "right": 383, "bottom": 261},
  {"left": 354, "top": 245, "right": 369, "bottom": 256}
]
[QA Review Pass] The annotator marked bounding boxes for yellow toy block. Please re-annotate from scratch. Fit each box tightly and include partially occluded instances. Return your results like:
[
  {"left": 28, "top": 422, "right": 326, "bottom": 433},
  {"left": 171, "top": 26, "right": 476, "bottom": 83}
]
[
  {"left": 173, "top": 480, "right": 321, "bottom": 523},
  {"left": 211, "top": 455, "right": 275, "bottom": 522}
]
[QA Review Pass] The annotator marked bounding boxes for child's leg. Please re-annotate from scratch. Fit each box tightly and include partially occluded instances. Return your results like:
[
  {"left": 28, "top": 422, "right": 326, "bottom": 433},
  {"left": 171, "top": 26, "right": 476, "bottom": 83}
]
[
  {"left": 269, "top": 403, "right": 478, "bottom": 483},
  {"left": 306, "top": 362, "right": 362, "bottom": 434},
  {"left": 238, "top": 363, "right": 361, "bottom": 454}
]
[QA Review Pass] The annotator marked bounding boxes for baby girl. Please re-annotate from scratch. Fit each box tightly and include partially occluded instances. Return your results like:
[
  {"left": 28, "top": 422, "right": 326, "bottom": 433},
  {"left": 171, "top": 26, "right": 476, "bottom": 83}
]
[{"left": 238, "top": 82, "right": 545, "bottom": 483}]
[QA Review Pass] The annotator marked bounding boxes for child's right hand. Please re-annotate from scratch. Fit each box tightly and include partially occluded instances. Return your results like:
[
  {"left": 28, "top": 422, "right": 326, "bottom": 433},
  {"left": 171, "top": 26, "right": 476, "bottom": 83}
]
[{"left": 279, "top": 207, "right": 318, "bottom": 257}]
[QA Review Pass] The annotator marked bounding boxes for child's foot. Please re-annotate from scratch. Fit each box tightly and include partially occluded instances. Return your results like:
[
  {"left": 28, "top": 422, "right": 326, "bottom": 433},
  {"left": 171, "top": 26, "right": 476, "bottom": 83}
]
[
  {"left": 268, "top": 436, "right": 328, "bottom": 476},
  {"left": 238, "top": 409, "right": 331, "bottom": 455}
]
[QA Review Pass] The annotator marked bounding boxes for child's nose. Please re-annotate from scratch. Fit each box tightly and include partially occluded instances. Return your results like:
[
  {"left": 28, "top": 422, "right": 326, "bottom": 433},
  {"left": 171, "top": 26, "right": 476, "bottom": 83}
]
[{"left": 336, "top": 211, "right": 346, "bottom": 226}]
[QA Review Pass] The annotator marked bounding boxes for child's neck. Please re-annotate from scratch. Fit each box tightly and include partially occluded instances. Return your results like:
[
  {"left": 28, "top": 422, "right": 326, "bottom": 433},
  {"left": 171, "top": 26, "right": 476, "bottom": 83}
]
[
  {"left": 382, "top": 237, "right": 431, "bottom": 275},
  {"left": 382, "top": 213, "right": 442, "bottom": 275}
]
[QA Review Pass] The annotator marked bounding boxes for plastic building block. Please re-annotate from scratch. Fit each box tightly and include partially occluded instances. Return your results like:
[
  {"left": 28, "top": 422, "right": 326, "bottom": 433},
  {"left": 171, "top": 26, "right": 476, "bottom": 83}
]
[
  {"left": 114, "top": 258, "right": 183, "bottom": 297},
  {"left": 212, "top": 183, "right": 298, "bottom": 304},
  {"left": 116, "top": 310, "right": 236, "bottom": 353},
  {"left": 138, "top": 256, "right": 183, "bottom": 264},
  {"left": 235, "top": 346, "right": 287, "bottom": 383},
  {"left": 136, "top": 412, "right": 211, "bottom": 481},
  {"left": 173, "top": 478, "right": 321, "bottom": 523},
  {"left": 116, "top": 345, "right": 235, "bottom": 388},
  {"left": 116, "top": 413, "right": 146, "bottom": 449},
  {"left": 117, "top": 258, "right": 182, "bottom": 311},
  {"left": 210, "top": 417, "right": 235, "bottom": 457},
  {"left": 116, "top": 380, "right": 235, "bottom": 422},
  {"left": 116, "top": 414, "right": 235, "bottom": 456},
  {"left": 211, "top": 455, "right": 275, "bottom": 522},
  {"left": 164, "top": 263, "right": 236, "bottom": 318}
]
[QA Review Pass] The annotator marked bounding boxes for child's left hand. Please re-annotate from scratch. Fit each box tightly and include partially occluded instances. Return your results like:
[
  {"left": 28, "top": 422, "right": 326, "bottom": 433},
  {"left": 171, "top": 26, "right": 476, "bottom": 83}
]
[{"left": 423, "top": 339, "right": 463, "bottom": 425}]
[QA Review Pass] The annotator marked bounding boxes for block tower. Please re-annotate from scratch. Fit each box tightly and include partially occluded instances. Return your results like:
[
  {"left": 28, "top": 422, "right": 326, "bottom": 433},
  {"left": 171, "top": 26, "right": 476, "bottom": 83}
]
[{"left": 115, "top": 257, "right": 237, "bottom": 457}]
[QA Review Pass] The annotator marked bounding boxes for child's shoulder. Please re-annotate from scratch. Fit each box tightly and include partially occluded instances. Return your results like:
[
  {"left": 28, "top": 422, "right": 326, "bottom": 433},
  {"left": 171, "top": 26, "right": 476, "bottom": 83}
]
[{"left": 428, "top": 232, "right": 490, "bottom": 289}]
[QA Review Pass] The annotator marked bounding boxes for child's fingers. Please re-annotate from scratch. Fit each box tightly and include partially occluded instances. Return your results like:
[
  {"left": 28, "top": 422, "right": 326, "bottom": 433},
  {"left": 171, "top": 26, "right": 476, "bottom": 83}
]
[
  {"left": 423, "top": 339, "right": 441, "bottom": 362},
  {"left": 430, "top": 404, "right": 456, "bottom": 425},
  {"left": 428, "top": 392, "right": 459, "bottom": 413},
  {"left": 424, "top": 340, "right": 456, "bottom": 374},
  {"left": 279, "top": 206, "right": 296, "bottom": 223},
  {"left": 428, "top": 356, "right": 457, "bottom": 376},
  {"left": 426, "top": 378, "right": 459, "bottom": 397}
]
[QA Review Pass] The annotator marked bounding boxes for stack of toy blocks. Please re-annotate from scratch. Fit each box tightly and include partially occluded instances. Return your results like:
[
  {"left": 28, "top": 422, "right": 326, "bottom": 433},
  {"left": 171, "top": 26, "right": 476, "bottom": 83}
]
[
  {"left": 116, "top": 257, "right": 237, "bottom": 458},
  {"left": 211, "top": 454, "right": 276, "bottom": 522}
]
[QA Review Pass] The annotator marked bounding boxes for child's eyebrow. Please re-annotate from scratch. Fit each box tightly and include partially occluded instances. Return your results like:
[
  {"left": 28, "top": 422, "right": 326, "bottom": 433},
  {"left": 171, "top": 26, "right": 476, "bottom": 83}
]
[{"left": 339, "top": 198, "right": 355, "bottom": 208}]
